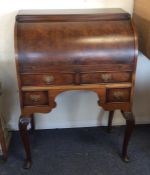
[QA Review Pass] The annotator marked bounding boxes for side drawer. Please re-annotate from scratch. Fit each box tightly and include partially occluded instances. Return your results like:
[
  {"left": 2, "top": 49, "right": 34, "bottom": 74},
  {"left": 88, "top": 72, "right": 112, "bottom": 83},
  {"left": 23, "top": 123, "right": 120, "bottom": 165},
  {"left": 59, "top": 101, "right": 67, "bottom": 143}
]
[
  {"left": 21, "top": 73, "right": 74, "bottom": 86},
  {"left": 23, "top": 91, "right": 49, "bottom": 106},
  {"left": 106, "top": 88, "right": 131, "bottom": 103},
  {"left": 81, "top": 72, "right": 131, "bottom": 84}
]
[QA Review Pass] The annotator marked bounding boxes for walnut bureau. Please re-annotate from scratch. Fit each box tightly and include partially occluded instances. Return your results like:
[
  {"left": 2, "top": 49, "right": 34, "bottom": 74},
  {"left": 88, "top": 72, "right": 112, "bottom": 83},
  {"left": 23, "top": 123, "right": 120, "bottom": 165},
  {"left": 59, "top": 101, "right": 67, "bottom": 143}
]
[{"left": 15, "top": 9, "right": 138, "bottom": 169}]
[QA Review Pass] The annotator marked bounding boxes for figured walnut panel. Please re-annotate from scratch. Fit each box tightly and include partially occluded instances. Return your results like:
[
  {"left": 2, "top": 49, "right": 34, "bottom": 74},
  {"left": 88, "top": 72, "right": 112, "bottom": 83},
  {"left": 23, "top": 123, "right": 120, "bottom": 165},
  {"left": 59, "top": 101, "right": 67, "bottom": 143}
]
[
  {"left": 81, "top": 72, "right": 132, "bottom": 84},
  {"left": 106, "top": 88, "right": 131, "bottom": 103},
  {"left": 17, "top": 20, "right": 135, "bottom": 71},
  {"left": 23, "top": 91, "right": 49, "bottom": 106},
  {"left": 21, "top": 73, "right": 74, "bottom": 86}
]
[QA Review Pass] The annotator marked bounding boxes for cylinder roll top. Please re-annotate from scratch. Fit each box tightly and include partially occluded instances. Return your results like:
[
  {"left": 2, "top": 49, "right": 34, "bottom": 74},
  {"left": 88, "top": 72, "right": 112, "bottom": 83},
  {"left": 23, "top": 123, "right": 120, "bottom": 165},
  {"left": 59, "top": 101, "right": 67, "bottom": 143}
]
[{"left": 15, "top": 9, "right": 137, "bottom": 72}]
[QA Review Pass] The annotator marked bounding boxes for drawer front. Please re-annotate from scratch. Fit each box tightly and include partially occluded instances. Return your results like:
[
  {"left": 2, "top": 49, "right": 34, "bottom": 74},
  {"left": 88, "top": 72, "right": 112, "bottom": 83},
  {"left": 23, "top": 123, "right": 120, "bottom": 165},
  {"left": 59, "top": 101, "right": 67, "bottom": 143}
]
[
  {"left": 23, "top": 91, "right": 49, "bottom": 106},
  {"left": 21, "top": 73, "right": 74, "bottom": 86},
  {"left": 106, "top": 88, "right": 131, "bottom": 102},
  {"left": 81, "top": 72, "right": 131, "bottom": 84}
]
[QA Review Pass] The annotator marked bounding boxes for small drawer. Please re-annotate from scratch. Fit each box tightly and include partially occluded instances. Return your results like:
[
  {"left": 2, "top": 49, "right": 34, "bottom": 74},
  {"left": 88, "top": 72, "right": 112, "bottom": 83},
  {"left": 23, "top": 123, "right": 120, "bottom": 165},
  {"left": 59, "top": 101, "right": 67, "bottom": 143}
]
[
  {"left": 21, "top": 73, "right": 74, "bottom": 86},
  {"left": 81, "top": 72, "right": 131, "bottom": 84},
  {"left": 106, "top": 88, "right": 131, "bottom": 102},
  {"left": 23, "top": 91, "right": 49, "bottom": 106}
]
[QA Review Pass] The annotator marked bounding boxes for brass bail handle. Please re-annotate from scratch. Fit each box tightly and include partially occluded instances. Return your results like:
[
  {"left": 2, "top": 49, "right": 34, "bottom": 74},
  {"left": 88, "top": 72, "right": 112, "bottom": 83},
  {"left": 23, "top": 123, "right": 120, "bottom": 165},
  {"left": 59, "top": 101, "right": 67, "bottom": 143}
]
[
  {"left": 101, "top": 73, "right": 112, "bottom": 82},
  {"left": 113, "top": 91, "right": 124, "bottom": 100},
  {"left": 30, "top": 94, "right": 41, "bottom": 102},
  {"left": 43, "top": 75, "right": 54, "bottom": 84}
]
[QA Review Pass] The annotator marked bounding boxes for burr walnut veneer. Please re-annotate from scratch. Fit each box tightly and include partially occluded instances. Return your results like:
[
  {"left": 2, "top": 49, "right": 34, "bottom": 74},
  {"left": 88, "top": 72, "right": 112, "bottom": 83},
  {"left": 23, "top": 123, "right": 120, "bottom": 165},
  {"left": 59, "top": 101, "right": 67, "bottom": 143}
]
[{"left": 15, "top": 9, "right": 138, "bottom": 169}]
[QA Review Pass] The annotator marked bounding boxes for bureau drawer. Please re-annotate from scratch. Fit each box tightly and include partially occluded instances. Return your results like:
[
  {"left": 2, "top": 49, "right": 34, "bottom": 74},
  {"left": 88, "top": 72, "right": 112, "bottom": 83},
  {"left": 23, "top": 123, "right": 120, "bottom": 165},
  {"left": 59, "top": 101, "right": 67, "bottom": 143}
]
[
  {"left": 21, "top": 73, "right": 74, "bottom": 86},
  {"left": 23, "top": 91, "right": 49, "bottom": 106},
  {"left": 80, "top": 72, "right": 131, "bottom": 84},
  {"left": 106, "top": 88, "right": 131, "bottom": 102}
]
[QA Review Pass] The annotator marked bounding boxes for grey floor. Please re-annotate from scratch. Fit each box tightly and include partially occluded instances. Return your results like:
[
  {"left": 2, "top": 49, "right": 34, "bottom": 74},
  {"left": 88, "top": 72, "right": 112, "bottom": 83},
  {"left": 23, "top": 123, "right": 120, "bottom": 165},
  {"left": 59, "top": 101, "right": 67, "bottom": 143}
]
[{"left": 0, "top": 125, "right": 150, "bottom": 175}]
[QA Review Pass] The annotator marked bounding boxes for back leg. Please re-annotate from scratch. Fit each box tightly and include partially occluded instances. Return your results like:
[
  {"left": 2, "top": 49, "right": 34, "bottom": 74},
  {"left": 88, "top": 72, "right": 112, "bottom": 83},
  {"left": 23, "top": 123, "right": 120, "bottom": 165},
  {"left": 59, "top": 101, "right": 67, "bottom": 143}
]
[{"left": 107, "top": 111, "right": 115, "bottom": 133}]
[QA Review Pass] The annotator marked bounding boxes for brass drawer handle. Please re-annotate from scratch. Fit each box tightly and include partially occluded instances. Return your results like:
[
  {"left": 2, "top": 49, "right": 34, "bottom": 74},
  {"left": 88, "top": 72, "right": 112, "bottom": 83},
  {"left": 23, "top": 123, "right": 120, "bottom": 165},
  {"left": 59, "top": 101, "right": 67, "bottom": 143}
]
[
  {"left": 113, "top": 91, "right": 124, "bottom": 100},
  {"left": 43, "top": 75, "right": 54, "bottom": 84},
  {"left": 101, "top": 73, "right": 112, "bottom": 82},
  {"left": 30, "top": 95, "right": 41, "bottom": 102}
]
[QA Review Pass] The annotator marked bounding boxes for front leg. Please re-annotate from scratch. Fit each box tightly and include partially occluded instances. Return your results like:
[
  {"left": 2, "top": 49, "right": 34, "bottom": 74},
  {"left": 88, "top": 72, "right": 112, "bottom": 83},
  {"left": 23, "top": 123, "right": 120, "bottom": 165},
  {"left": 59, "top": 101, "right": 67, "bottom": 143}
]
[
  {"left": 19, "top": 116, "right": 32, "bottom": 169},
  {"left": 121, "top": 111, "right": 135, "bottom": 162}
]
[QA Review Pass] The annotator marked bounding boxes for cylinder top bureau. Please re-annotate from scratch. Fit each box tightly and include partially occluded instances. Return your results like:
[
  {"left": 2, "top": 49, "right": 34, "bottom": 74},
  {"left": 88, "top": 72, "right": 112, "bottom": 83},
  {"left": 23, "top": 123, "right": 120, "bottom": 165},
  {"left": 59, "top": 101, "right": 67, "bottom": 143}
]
[{"left": 14, "top": 9, "right": 138, "bottom": 169}]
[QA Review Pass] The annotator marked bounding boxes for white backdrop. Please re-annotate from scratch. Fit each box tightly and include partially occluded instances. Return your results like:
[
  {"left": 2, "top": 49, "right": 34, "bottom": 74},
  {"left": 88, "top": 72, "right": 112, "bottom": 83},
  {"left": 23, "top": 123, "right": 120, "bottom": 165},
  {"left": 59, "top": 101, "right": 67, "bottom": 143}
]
[{"left": 1, "top": 0, "right": 150, "bottom": 130}]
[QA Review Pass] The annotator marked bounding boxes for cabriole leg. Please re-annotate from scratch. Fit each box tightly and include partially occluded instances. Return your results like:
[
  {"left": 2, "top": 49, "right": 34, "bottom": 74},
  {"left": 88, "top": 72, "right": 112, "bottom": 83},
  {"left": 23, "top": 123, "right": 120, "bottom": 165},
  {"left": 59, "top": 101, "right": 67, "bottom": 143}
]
[
  {"left": 107, "top": 111, "right": 115, "bottom": 133},
  {"left": 19, "top": 116, "right": 32, "bottom": 169},
  {"left": 121, "top": 111, "right": 135, "bottom": 162}
]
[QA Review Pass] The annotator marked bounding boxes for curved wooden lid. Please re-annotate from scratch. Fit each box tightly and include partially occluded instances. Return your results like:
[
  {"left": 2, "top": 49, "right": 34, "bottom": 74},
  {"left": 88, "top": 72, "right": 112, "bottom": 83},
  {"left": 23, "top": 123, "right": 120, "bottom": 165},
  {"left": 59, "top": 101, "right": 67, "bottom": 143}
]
[{"left": 16, "top": 8, "right": 130, "bottom": 22}]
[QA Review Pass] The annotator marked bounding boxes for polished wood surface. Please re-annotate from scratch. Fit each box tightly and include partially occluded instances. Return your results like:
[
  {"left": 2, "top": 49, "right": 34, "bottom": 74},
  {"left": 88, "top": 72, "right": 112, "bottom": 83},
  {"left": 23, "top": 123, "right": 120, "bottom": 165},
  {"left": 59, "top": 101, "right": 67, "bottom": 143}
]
[
  {"left": 106, "top": 88, "right": 131, "bottom": 103},
  {"left": 21, "top": 72, "right": 132, "bottom": 86},
  {"left": 23, "top": 91, "right": 49, "bottom": 106},
  {"left": 17, "top": 8, "right": 130, "bottom": 22},
  {"left": 15, "top": 9, "right": 138, "bottom": 169},
  {"left": 17, "top": 20, "right": 135, "bottom": 70}
]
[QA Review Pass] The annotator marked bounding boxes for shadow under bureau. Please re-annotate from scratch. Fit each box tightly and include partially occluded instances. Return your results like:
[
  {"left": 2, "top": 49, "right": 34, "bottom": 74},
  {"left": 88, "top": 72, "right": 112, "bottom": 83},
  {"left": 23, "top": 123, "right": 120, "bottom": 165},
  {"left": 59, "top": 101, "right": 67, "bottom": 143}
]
[{"left": 14, "top": 9, "right": 138, "bottom": 169}]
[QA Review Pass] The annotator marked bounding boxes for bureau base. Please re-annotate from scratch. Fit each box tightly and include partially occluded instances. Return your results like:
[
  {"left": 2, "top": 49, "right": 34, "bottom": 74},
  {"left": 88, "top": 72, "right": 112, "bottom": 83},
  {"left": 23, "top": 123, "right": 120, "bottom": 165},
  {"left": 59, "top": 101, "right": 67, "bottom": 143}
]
[{"left": 19, "top": 109, "right": 135, "bottom": 169}]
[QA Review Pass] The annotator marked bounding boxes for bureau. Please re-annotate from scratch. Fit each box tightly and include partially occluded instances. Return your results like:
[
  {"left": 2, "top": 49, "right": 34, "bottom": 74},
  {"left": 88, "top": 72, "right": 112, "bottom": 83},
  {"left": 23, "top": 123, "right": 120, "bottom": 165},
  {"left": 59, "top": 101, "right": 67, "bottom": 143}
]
[{"left": 15, "top": 9, "right": 138, "bottom": 169}]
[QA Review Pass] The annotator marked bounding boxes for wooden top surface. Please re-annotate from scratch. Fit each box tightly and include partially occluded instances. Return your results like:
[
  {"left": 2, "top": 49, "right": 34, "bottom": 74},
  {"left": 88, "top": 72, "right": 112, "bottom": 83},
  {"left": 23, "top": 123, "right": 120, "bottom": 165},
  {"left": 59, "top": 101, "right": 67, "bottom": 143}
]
[{"left": 16, "top": 8, "right": 130, "bottom": 22}]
